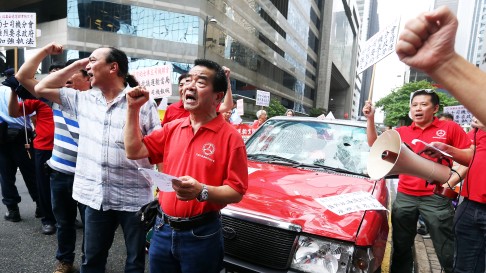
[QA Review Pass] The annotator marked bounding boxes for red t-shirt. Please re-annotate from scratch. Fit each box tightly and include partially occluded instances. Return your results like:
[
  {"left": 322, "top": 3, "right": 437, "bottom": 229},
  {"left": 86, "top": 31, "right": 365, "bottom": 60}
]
[
  {"left": 22, "top": 100, "right": 54, "bottom": 150},
  {"left": 462, "top": 129, "right": 486, "bottom": 203},
  {"left": 395, "top": 118, "right": 470, "bottom": 196},
  {"left": 143, "top": 114, "right": 248, "bottom": 217},
  {"left": 161, "top": 100, "right": 189, "bottom": 125}
]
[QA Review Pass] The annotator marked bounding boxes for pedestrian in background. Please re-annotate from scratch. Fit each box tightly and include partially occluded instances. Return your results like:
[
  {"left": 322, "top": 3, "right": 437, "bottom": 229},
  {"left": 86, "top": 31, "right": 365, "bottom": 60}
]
[
  {"left": 253, "top": 109, "right": 267, "bottom": 128},
  {"left": 0, "top": 72, "right": 39, "bottom": 223},
  {"left": 8, "top": 66, "right": 57, "bottom": 235},
  {"left": 363, "top": 89, "right": 470, "bottom": 273},
  {"left": 124, "top": 59, "right": 248, "bottom": 273},
  {"left": 35, "top": 46, "right": 160, "bottom": 273},
  {"left": 285, "top": 109, "right": 295, "bottom": 116}
]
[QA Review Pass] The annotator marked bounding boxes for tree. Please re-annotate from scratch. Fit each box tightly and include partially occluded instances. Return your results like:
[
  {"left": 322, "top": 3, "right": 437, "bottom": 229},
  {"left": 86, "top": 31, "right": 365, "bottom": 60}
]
[
  {"left": 375, "top": 80, "right": 459, "bottom": 126},
  {"left": 309, "top": 107, "right": 326, "bottom": 117},
  {"left": 266, "top": 99, "right": 287, "bottom": 118}
]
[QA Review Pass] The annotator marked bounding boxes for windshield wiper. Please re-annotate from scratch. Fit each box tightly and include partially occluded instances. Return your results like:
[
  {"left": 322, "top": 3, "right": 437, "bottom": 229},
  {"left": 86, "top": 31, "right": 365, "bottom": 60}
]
[
  {"left": 247, "top": 153, "right": 300, "bottom": 165},
  {"left": 310, "top": 163, "right": 366, "bottom": 177}
]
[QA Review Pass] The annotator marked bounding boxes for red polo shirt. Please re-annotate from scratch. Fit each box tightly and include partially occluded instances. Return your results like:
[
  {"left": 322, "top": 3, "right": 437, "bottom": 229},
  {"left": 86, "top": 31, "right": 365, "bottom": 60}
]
[
  {"left": 395, "top": 118, "right": 470, "bottom": 196},
  {"left": 161, "top": 100, "right": 189, "bottom": 125},
  {"left": 21, "top": 99, "right": 54, "bottom": 150},
  {"left": 462, "top": 129, "right": 486, "bottom": 203},
  {"left": 143, "top": 114, "right": 248, "bottom": 217}
]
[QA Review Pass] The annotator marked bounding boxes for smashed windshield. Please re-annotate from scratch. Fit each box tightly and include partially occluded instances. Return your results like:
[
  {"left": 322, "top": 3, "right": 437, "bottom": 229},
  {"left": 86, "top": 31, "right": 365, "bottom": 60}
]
[{"left": 246, "top": 119, "right": 370, "bottom": 176}]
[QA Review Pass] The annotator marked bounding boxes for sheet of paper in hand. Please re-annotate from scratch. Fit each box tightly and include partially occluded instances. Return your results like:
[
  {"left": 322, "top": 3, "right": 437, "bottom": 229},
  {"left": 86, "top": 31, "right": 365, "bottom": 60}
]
[
  {"left": 411, "top": 139, "right": 452, "bottom": 158},
  {"left": 138, "top": 168, "right": 177, "bottom": 192}
]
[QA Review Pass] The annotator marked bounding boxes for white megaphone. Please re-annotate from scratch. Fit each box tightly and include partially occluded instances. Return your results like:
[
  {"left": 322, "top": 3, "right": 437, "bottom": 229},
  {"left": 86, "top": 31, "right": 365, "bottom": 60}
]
[{"left": 367, "top": 130, "right": 457, "bottom": 199}]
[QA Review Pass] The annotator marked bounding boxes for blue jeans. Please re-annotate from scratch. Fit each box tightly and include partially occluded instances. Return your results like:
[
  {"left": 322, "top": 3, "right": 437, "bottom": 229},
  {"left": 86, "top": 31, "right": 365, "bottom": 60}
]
[
  {"left": 149, "top": 215, "right": 224, "bottom": 273},
  {"left": 0, "top": 135, "right": 37, "bottom": 209},
  {"left": 35, "top": 148, "right": 55, "bottom": 225},
  {"left": 81, "top": 206, "right": 146, "bottom": 273},
  {"left": 453, "top": 198, "right": 486, "bottom": 273},
  {"left": 50, "top": 171, "right": 86, "bottom": 263}
]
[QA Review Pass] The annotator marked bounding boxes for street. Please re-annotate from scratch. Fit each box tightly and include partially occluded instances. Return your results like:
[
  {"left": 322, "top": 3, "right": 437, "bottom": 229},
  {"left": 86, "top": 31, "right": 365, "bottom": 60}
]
[{"left": 0, "top": 171, "right": 148, "bottom": 273}]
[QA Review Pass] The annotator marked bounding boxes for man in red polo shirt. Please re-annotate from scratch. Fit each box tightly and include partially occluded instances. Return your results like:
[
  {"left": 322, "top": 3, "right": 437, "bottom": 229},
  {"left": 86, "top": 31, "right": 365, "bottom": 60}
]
[
  {"left": 363, "top": 89, "right": 471, "bottom": 273},
  {"left": 422, "top": 117, "right": 486, "bottom": 273},
  {"left": 162, "top": 67, "right": 234, "bottom": 126},
  {"left": 124, "top": 59, "right": 248, "bottom": 273}
]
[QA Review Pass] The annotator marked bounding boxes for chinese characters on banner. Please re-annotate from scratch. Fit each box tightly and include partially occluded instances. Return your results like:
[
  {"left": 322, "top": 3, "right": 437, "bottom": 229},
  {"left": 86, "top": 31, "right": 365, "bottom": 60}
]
[
  {"left": 357, "top": 19, "right": 400, "bottom": 74},
  {"left": 256, "top": 90, "right": 270, "bottom": 107},
  {"left": 443, "top": 105, "right": 473, "bottom": 126},
  {"left": 0, "top": 13, "right": 36, "bottom": 47},
  {"left": 132, "top": 65, "right": 172, "bottom": 99},
  {"left": 233, "top": 123, "right": 254, "bottom": 142}
]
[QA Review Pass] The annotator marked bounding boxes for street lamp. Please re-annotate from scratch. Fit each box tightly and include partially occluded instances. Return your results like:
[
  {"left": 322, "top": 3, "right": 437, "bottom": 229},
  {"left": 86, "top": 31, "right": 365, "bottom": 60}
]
[{"left": 203, "top": 15, "right": 217, "bottom": 58}]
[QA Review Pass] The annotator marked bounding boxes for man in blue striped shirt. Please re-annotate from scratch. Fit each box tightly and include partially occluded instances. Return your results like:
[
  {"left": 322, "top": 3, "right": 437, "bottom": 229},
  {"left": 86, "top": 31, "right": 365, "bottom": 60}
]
[{"left": 16, "top": 43, "right": 91, "bottom": 273}]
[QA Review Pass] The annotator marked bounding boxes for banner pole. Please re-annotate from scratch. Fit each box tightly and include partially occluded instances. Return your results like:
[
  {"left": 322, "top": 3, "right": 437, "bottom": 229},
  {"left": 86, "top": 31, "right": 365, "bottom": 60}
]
[{"left": 368, "top": 64, "right": 376, "bottom": 102}]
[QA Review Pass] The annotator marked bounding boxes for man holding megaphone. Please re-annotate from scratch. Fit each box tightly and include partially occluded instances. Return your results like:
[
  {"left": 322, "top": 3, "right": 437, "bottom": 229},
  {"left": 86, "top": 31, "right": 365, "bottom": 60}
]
[{"left": 362, "top": 89, "right": 471, "bottom": 273}]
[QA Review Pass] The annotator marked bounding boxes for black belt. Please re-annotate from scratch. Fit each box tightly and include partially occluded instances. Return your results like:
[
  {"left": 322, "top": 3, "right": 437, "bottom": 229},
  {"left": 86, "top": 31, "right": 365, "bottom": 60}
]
[{"left": 157, "top": 208, "right": 220, "bottom": 230}]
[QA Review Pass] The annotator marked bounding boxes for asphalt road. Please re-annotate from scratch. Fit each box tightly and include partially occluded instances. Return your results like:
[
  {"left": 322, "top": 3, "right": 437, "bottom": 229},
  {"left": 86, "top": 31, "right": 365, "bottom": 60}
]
[{"left": 0, "top": 171, "right": 149, "bottom": 273}]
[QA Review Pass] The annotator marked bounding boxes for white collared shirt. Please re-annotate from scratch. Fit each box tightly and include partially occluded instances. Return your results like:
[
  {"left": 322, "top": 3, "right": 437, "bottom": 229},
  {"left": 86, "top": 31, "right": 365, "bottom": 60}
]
[{"left": 60, "top": 86, "right": 160, "bottom": 211}]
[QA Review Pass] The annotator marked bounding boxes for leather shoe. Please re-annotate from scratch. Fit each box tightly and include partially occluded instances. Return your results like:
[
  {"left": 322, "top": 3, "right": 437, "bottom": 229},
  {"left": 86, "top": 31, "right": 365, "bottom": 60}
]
[
  {"left": 42, "top": 224, "right": 56, "bottom": 235},
  {"left": 4, "top": 209, "right": 21, "bottom": 222}
]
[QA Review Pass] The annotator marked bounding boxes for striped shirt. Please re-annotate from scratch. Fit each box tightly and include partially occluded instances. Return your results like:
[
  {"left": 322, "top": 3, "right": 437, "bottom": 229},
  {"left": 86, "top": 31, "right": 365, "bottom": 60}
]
[
  {"left": 46, "top": 102, "right": 79, "bottom": 175},
  {"left": 60, "top": 86, "right": 160, "bottom": 211}
]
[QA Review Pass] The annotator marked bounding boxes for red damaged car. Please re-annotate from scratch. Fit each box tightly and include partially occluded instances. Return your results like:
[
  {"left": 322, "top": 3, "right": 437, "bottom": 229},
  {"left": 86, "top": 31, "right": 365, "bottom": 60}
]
[{"left": 222, "top": 116, "right": 389, "bottom": 273}]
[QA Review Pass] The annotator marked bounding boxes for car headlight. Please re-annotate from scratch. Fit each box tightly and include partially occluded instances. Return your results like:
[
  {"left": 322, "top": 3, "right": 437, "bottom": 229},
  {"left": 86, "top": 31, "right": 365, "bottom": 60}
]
[{"left": 291, "top": 236, "right": 354, "bottom": 273}]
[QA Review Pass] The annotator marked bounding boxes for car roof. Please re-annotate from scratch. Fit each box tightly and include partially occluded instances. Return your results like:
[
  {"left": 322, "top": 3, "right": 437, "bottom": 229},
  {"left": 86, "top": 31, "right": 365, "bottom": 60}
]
[{"left": 266, "top": 116, "right": 367, "bottom": 128}]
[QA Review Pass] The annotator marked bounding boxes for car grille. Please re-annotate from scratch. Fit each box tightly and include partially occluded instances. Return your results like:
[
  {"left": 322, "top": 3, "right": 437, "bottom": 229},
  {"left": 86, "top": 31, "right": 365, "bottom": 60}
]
[{"left": 222, "top": 215, "right": 299, "bottom": 270}]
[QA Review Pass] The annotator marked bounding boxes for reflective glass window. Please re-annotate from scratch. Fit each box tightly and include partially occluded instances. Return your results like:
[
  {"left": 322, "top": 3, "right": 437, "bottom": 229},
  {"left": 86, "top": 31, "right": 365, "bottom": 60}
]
[{"left": 67, "top": 0, "right": 199, "bottom": 44}]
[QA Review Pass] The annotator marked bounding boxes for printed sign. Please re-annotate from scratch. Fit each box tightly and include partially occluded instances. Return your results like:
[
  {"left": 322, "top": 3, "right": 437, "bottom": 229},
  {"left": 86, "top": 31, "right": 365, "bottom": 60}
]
[
  {"left": 443, "top": 105, "right": 473, "bottom": 126},
  {"left": 0, "top": 12, "right": 36, "bottom": 47},
  {"left": 315, "top": 191, "right": 387, "bottom": 216},
  {"left": 357, "top": 19, "right": 400, "bottom": 73},
  {"left": 132, "top": 65, "right": 172, "bottom": 99},
  {"left": 256, "top": 90, "right": 270, "bottom": 107}
]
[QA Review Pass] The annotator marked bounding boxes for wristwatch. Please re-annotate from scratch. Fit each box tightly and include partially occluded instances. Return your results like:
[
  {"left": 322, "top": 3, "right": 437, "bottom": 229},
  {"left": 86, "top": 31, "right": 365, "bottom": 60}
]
[{"left": 196, "top": 184, "right": 209, "bottom": 202}]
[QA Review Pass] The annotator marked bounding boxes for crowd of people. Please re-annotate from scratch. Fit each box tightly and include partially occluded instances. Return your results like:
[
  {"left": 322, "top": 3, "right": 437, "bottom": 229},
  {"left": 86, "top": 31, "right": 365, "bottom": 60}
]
[{"left": 0, "top": 5, "right": 485, "bottom": 273}]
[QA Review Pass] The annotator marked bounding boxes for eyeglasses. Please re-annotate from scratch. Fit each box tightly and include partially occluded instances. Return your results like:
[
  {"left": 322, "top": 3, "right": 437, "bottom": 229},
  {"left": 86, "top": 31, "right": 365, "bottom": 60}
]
[{"left": 413, "top": 89, "right": 436, "bottom": 94}]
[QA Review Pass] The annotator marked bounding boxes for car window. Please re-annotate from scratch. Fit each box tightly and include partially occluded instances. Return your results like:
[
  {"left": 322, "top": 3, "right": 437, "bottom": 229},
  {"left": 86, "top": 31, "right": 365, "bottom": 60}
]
[{"left": 246, "top": 120, "right": 370, "bottom": 175}]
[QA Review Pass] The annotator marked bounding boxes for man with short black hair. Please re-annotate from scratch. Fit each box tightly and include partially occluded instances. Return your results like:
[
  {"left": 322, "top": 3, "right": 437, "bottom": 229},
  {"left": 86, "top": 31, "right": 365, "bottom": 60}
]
[
  {"left": 124, "top": 59, "right": 248, "bottom": 273},
  {"left": 363, "top": 89, "right": 470, "bottom": 273}
]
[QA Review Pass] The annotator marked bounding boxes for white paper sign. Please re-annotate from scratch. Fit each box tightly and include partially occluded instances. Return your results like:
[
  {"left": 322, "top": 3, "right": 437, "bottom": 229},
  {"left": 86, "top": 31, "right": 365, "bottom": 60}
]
[
  {"left": 256, "top": 90, "right": 270, "bottom": 107},
  {"left": 138, "top": 168, "right": 176, "bottom": 192},
  {"left": 315, "top": 191, "right": 387, "bottom": 216},
  {"left": 132, "top": 65, "right": 173, "bottom": 99},
  {"left": 0, "top": 12, "right": 37, "bottom": 47},
  {"left": 443, "top": 105, "right": 473, "bottom": 126},
  {"left": 357, "top": 19, "right": 400, "bottom": 73},
  {"left": 236, "top": 99, "right": 244, "bottom": 115}
]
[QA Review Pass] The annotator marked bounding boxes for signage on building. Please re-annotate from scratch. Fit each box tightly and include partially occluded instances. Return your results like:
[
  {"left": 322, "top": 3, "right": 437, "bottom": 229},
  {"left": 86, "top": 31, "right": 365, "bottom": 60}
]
[
  {"left": 357, "top": 19, "right": 400, "bottom": 74},
  {"left": 443, "top": 105, "right": 473, "bottom": 126},
  {"left": 0, "top": 12, "right": 36, "bottom": 47},
  {"left": 132, "top": 65, "right": 173, "bottom": 99},
  {"left": 256, "top": 90, "right": 270, "bottom": 107}
]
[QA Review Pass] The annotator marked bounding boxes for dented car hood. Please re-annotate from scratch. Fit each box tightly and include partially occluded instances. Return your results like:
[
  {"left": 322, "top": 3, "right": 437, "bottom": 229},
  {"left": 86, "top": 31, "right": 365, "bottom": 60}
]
[{"left": 226, "top": 161, "right": 376, "bottom": 242}]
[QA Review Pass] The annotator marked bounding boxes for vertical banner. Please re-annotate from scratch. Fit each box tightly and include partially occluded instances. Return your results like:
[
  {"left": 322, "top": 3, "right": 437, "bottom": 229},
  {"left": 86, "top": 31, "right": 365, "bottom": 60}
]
[
  {"left": 357, "top": 19, "right": 400, "bottom": 74},
  {"left": 0, "top": 12, "right": 37, "bottom": 47},
  {"left": 132, "top": 65, "right": 173, "bottom": 99},
  {"left": 256, "top": 90, "right": 270, "bottom": 107}
]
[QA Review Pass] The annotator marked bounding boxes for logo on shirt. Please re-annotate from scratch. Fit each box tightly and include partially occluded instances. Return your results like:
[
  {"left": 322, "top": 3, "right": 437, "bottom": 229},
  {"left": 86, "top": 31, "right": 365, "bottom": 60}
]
[
  {"left": 196, "top": 142, "right": 215, "bottom": 163},
  {"left": 202, "top": 143, "right": 215, "bottom": 156},
  {"left": 432, "top": 129, "right": 447, "bottom": 139}
]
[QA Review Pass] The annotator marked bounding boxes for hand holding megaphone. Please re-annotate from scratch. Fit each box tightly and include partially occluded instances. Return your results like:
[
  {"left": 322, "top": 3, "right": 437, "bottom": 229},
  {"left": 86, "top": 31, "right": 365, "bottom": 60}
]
[{"left": 417, "top": 141, "right": 453, "bottom": 160}]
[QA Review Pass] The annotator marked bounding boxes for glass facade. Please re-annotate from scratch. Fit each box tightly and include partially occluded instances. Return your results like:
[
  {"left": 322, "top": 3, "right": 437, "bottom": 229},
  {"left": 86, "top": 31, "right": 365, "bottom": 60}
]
[
  {"left": 330, "top": 0, "right": 355, "bottom": 82},
  {"left": 67, "top": 0, "right": 199, "bottom": 45}
]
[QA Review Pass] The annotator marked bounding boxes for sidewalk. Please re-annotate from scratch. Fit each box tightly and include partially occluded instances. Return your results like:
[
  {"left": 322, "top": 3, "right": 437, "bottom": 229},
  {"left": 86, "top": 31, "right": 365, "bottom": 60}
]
[{"left": 414, "top": 234, "right": 442, "bottom": 273}]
